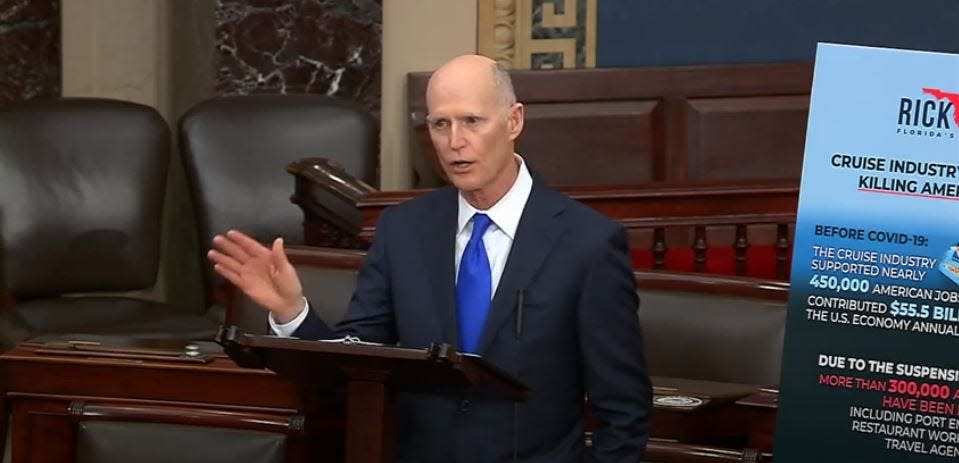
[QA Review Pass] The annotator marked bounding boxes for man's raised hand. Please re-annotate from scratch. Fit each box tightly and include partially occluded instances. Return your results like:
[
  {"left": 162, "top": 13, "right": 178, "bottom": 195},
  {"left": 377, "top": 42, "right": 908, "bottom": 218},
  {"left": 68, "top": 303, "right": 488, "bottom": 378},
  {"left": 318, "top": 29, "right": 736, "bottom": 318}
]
[{"left": 208, "top": 230, "right": 304, "bottom": 324}]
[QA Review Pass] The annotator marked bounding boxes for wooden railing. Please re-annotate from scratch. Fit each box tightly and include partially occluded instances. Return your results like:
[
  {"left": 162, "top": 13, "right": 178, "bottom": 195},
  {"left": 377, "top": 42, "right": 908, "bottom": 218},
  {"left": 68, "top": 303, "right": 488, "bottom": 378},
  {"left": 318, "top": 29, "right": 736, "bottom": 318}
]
[{"left": 288, "top": 158, "right": 798, "bottom": 281}]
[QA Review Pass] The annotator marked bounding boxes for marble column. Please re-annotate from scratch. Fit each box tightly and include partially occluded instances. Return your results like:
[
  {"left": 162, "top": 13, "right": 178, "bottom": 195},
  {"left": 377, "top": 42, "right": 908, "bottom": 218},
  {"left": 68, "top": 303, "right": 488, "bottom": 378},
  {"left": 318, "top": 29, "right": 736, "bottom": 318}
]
[
  {"left": 0, "top": 0, "right": 60, "bottom": 102},
  {"left": 214, "top": 0, "right": 382, "bottom": 113}
]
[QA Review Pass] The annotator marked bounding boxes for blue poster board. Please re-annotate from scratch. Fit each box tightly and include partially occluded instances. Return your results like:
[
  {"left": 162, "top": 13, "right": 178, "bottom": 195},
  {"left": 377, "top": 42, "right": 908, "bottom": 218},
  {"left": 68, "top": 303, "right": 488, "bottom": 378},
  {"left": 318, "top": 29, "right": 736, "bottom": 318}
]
[{"left": 776, "top": 43, "right": 959, "bottom": 461}]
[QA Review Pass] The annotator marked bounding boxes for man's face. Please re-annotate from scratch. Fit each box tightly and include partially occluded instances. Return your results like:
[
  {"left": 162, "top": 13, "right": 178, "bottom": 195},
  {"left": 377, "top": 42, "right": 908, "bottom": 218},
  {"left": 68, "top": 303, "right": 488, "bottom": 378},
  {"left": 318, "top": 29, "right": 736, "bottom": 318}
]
[{"left": 426, "top": 75, "right": 523, "bottom": 199}]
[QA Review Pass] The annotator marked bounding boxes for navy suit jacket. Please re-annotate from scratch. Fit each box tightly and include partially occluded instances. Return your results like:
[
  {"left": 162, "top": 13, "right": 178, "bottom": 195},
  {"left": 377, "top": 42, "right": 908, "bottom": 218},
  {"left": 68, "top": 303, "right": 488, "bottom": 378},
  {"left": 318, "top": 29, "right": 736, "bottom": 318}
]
[{"left": 295, "top": 178, "right": 651, "bottom": 462}]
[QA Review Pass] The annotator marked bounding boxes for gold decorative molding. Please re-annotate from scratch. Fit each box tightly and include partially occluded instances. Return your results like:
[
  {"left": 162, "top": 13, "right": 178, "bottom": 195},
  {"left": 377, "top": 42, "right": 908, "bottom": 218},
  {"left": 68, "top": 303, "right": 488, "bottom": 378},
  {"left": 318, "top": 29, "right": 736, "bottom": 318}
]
[
  {"left": 478, "top": 0, "right": 595, "bottom": 70},
  {"left": 541, "top": 0, "right": 577, "bottom": 28},
  {"left": 478, "top": 0, "right": 517, "bottom": 69}
]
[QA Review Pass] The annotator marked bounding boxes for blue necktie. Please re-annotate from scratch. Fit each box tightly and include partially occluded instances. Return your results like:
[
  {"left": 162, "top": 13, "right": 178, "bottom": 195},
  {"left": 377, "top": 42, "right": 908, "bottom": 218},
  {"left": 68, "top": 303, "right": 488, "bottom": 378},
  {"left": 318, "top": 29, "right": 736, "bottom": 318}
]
[{"left": 456, "top": 213, "right": 493, "bottom": 353}]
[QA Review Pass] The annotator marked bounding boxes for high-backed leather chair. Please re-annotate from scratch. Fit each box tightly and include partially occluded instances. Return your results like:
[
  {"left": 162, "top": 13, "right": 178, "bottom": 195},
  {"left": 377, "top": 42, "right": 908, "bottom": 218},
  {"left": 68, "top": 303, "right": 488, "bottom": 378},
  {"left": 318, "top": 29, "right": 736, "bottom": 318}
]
[
  {"left": 178, "top": 94, "right": 378, "bottom": 329},
  {"left": 0, "top": 98, "right": 218, "bottom": 350},
  {"left": 76, "top": 421, "right": 286, "bottom": 463},
  {"left": 639, "top": 288, "right": 786, "bottom": 385}
]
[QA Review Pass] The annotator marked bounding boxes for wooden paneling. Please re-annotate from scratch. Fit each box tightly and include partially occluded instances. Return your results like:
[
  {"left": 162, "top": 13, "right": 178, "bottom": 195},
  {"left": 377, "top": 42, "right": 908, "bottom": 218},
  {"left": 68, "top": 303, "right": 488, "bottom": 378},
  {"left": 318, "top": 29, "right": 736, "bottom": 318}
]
[
  {"left": 519, "top": 101, "right": 661, "bottom": 185},
  {"left": 685, "top": 96, "right": 809, "bottom": 181},
  {"left": 407, "top": 63, "right": 812, "bottom": 187}
]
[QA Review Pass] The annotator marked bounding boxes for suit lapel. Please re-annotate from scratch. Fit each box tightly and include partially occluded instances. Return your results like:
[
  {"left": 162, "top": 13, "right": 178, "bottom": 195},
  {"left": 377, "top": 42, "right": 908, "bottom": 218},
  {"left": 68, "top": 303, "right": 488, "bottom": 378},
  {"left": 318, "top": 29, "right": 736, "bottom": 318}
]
[
  {"left": 416, "top": 187, "right": 460, "bottom": 346},
  {"left": 476, "top": 180, "right": 567, "bottom": 355}
]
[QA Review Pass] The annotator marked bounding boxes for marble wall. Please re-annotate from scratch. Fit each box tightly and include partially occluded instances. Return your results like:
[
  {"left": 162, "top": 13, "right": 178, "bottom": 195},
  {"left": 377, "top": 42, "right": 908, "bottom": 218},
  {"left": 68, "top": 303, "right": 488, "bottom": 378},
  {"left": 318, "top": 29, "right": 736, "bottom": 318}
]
[
  {"left": 214, "top": 0, "right": 382, "bottom": 112},
  {"left": 0, "top": 0, "right": 60, "bottom": 102}
]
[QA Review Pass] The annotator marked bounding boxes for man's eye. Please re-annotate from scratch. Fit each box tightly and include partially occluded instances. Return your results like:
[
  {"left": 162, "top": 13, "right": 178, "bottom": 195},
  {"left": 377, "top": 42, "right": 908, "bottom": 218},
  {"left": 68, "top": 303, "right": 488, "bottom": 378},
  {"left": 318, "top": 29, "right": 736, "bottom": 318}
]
[
  {"left": 431, "top": 120, "right": 449, "bottom": 129},
  {"left": 465, "top": 117, "right": 480, "bottom": 125}
]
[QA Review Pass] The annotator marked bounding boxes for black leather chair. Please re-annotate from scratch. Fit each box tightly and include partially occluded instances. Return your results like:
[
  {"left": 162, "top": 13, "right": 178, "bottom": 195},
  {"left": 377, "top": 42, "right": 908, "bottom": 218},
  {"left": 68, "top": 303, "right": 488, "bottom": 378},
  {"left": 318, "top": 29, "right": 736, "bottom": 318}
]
[
  {"left": 178, "top": 94, "right": 378, "bottom": 330},
  {"left": 639, "top": 288, "right": 786, "bottom": 385},
  {"left": 0, "top": 98, "right": 219, "bottom": 350},
  {"left": 75, "top": 417, "right": 289, "bottom": 463}
]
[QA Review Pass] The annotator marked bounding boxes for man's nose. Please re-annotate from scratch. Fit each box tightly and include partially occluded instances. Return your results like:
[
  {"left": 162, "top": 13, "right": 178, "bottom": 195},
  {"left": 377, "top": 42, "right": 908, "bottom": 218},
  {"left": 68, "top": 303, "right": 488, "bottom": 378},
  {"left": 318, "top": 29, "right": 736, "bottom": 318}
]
[{"left": 449, "top": 123, "right": 467, "bottom": 149}]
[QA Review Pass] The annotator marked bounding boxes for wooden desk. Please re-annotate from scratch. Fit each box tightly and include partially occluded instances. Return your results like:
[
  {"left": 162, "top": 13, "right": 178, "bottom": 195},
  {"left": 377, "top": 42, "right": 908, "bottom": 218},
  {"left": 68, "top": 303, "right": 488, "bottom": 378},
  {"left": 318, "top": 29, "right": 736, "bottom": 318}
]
[
  {"left": 736, "top": 388, "right": 779, "bottom": 453},
  {"left": 0, "top": 339, "right": 342, "bottom": 463},
  {"left": 2, "top": 340, "right": 780, "bottom": 462},
  {"left": 648, "top": 377, "right": 778, "bottom": 460}
]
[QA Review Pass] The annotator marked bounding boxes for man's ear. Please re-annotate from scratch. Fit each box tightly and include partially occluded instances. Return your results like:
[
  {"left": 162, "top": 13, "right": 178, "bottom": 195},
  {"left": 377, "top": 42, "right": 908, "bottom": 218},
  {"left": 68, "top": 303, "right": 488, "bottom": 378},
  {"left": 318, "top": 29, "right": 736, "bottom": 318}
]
[{"left": 507, "top": 103, "right": 525, "bottom": 141}]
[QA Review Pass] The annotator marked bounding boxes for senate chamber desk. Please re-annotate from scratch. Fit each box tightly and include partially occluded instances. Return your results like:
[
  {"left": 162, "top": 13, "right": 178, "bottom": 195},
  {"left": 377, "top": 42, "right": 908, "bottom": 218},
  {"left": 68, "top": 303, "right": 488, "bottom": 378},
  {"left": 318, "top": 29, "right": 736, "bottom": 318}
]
[
  {"left": 0, "top": 338, "right": 776, "bottom": 462},
  {"left": 648, "top": 376, "right": 777, "bottom": 453},
  {"left": 0, "top": 337, "right": 342, "bottom": 463}
]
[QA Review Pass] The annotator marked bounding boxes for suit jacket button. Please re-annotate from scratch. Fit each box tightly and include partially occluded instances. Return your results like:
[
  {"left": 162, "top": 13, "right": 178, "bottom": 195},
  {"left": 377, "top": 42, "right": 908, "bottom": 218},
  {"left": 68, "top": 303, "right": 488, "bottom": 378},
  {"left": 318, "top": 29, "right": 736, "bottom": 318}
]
[{"left": 459, "top": 399, "right": 472, "bottom": 412}]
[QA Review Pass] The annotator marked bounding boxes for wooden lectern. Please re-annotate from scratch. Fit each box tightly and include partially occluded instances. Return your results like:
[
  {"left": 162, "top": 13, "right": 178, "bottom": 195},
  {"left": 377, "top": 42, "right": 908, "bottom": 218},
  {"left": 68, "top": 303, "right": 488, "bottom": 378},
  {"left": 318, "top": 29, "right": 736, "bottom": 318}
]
[{"left": 217, "top": 326, "right": 528, "bottom": 463}]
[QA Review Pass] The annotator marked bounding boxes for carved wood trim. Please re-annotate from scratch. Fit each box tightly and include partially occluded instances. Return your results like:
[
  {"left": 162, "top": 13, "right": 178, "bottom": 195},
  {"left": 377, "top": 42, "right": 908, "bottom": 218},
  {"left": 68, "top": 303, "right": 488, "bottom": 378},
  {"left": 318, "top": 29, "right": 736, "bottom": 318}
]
[
  {"left": 643, "top": 438, "right": 772, "bottom": 463},
  {"left": 67, "top": 400, "right": 306, "bottom": 434},
  {"left": 636, "top": 270, "right": 788, "bottom": 301},
  {"left": 286, "top": 245, "right": 366, "bottom": 269}
]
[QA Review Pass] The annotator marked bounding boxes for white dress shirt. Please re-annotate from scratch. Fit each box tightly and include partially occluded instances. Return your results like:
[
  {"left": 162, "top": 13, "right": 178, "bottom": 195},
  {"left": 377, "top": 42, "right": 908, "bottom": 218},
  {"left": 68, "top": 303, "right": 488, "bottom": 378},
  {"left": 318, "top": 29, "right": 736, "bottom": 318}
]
[
  {"left": 272, "top": 155, "right": 533, "bottom": 337},
  {"left": 454, "top": 156, "right": 532, "bottom": 296}
]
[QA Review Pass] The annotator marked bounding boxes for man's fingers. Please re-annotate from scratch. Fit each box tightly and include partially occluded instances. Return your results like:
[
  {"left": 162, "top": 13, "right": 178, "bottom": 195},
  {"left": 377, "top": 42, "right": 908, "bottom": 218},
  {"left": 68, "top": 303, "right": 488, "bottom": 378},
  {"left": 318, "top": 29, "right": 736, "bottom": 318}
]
[
  {"left": 212, "top": 263, "right": 242, "bottom": 287},
  {"left": 271, "top": 237, "right": 292, "bottom": 270},
  {"left": 227, "top": 230, "right": 271, "bottom": 258},
  {"left": 212, "top": 234, "right": 252, "bottom": 262},
  {"left": 207, "top": 249, "right": 244, "bottom": 275}
]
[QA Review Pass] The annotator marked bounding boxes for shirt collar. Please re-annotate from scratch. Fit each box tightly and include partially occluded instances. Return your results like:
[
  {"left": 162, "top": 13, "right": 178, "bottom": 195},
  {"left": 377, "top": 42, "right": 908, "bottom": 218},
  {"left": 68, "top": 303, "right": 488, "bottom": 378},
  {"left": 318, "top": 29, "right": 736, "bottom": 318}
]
[{"left": 457, "top": 155, "right": 533, "bottom": 240}]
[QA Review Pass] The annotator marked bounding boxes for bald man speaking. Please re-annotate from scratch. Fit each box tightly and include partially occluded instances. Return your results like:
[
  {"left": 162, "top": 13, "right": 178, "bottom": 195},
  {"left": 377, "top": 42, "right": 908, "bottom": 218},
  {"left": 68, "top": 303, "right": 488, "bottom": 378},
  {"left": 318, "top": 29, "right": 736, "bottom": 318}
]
[{"left": 209, "top": 55, "right": 651, "bottom": 462}]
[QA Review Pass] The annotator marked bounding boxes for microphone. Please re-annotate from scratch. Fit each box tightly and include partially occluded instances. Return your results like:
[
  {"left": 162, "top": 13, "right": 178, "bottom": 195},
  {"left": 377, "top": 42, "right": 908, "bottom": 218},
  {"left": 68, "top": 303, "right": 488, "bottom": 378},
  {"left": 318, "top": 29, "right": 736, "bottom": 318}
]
[
  {"left": 513, "top": 288, "right": 525, "bottom": 461},
  {"left": 515, "top": 289, "right": 525, "bottom": 339}
]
